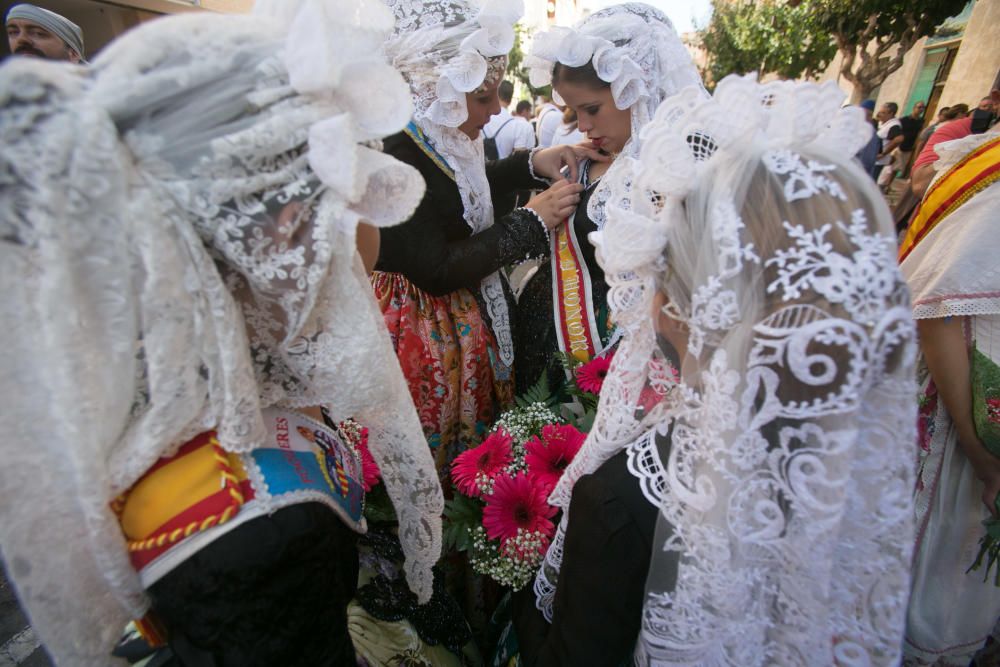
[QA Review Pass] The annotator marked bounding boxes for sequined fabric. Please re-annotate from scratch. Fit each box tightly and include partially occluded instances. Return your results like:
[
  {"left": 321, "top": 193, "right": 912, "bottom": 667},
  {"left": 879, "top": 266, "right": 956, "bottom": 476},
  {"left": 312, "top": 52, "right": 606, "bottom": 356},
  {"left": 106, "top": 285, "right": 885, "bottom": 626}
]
[{"left": 515, "top": 169, "right": 611, "bottom": 395}]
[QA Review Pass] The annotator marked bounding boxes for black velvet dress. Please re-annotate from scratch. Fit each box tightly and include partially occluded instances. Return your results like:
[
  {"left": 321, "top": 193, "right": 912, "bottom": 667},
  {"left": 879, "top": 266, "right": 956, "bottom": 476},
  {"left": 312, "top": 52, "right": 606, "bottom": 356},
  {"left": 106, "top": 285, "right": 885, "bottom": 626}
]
[
  {"left": 514, "top": 161, "right": 611, "bottom": 395},
  {"left": 512, "top": 433, "right": 677, "bottom": 667},
  {"left": 373, "top": 130, "right": 551, "bottom": 473},
  {"left": 149, "top": 502, "right": 359, "bottom": 667},
  {"left": 376, "top": 132, "right": 550, "bottom": 299},
  {"left": 367, "top": 130, "right": 552, "bottom": 655}
]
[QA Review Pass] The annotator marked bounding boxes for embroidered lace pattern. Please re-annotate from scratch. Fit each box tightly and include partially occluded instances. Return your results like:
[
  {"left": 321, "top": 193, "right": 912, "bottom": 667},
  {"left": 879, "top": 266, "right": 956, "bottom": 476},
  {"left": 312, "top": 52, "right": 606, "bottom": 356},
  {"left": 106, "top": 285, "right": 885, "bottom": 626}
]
[
  {"left": 383, "top": 0, "right": 524, "bottom": 369},
  {"left": 536, "top": 75, "right": 916, "bottom": 666},
  {"left": 384, "top": 0, "right": 520, "bottom": 129},
  {"left": 526, "top": 2, "right": 705, "bottom": 231},
  {"left": 0, "top": 6, "right": 443, "bottom": 665}
]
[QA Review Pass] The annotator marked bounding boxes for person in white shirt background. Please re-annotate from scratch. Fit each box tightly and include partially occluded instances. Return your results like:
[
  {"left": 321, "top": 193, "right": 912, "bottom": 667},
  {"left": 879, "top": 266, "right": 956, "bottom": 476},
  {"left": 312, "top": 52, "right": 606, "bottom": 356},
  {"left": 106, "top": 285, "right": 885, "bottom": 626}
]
[
  {"left": 535, "top": 94, "right": 563, "bottom": 148},
  {"left": 874, "top": 101, "right": 903, "bottom": 192},
  {"left": 550, "top": 106, "right": 585, "bottom": 146},
  {"left": 515, "top": 99, "right": 534, "bottom": 122},
  {"left": 482, "top": 79, "right": 537, "bottom": 158}
]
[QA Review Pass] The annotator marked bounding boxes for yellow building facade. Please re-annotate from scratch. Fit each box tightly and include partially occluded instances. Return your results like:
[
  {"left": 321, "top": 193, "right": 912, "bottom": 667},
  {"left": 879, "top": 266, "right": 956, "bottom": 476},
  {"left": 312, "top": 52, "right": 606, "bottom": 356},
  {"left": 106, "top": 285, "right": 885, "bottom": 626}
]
[{"left": 819, "top": 0, "right": 999, "bottom": 118}]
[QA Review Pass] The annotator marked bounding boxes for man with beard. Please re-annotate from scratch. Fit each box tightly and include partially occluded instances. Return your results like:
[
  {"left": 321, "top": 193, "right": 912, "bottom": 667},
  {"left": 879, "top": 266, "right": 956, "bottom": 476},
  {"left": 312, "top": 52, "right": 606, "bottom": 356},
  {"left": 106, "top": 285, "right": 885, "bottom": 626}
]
[{"left": 6, "top": 4, "right": 84, "bottom": 63}]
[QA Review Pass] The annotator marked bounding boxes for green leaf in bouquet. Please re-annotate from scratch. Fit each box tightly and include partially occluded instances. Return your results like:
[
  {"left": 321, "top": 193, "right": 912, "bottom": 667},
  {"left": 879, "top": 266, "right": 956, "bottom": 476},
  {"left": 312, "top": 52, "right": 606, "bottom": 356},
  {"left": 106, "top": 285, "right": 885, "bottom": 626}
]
[
  {"left": 363, "top": 483, "right": 398, "bottom": 523},
  {"left": 554, "top": 350, "right": 582, "bottom": 374},
  {"left": 443, "top": 493, "right": 484, "bottom": 553},
  {"left": 575, "top": 408, "right": 597, "bottom": 433},
  {"left": 514, "top": 371, "right": 557, "bottom": 409},
  {"left": 971, "top": 344, "right": 1000, "bottom": 458},
  {"left": 966, "top": 496, "right": 1000, "bottom": 586},
  {"left": 563, "top": 381, "right": 598, "bottom": 411}
]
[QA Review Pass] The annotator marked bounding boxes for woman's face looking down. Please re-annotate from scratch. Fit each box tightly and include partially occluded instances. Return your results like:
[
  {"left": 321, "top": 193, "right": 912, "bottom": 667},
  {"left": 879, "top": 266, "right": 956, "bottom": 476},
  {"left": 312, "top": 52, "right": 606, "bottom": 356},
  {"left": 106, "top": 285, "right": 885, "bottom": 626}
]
[{"left": 555, "top": 80, "right": 631, "bottom": 156}]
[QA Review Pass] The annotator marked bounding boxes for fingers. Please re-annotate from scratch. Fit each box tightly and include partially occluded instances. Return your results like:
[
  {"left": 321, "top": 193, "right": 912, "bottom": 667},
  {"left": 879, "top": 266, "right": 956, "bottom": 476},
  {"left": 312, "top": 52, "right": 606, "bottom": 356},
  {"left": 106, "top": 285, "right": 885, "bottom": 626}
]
[
  {"left": 526, "top": 181, "right": 584, "bottom": 230},
  {"left": 556, "top": 185, "right": 582, "bottom": 206},
  {"left": 985, "top": 489, "right": 1000, "bottom": 518},
  {"left": 560, "top": 148, "right": 579, "bottom": 183},
  {"left": 547, "top": 180, "right": 583, "bottom": 196},
  {"left": 544, "top": 215, "right": 566, "bottom": 231},
  {"left": 553, "top": 201, "right": 578, "bottom": 220},
  {"left": 552, "top": 187, "right": 582, "bottom": 221},
  {"left": 574, "top": 145, "right": 612, "bottom": 162}
]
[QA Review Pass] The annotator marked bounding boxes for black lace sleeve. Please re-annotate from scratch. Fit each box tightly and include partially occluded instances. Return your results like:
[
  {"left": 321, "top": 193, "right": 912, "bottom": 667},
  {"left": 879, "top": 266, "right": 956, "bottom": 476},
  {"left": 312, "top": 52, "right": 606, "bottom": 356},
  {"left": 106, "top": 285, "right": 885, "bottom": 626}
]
[
  {"left": 376, "top": 135, "right": 550, "bottom": 296},
  {"left": 487, "top": 149, "right": 550, "bottom": 198}
]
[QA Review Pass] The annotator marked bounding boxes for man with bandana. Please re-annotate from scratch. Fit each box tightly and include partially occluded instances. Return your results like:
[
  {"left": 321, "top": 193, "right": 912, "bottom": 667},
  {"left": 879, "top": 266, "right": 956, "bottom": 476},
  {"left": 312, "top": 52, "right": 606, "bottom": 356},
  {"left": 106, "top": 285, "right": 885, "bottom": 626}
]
[{"left": 6, "top": 3, "right": 84, "bottom": 63}]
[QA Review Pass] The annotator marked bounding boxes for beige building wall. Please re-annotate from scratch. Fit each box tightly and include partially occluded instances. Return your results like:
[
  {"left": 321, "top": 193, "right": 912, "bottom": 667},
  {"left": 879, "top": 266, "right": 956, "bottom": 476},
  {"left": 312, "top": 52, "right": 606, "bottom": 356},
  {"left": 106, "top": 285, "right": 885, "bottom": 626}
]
[
  {"left": 198, "top": 0, "right": 252, "bottom": 13},
  {"left": 104, "top": 0, "right": 251, "bottom": 14},
  {"left": 937, "top": 0, "right": 1000, "bottom": 109},
  {"left": 875, "top": 41, "right": 924, "bottom": 108},
  {"left": 817, "top": 0, "right": 998, "bottom": 110},
  {"left": 816, "top": 38, "right": 924, "bottom": 106}
]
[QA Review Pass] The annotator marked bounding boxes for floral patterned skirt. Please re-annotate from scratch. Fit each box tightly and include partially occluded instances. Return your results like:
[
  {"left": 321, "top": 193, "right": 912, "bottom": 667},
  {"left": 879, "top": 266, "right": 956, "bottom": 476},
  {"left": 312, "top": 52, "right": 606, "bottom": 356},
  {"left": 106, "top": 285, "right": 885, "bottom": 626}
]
[
  {"left": 372, "top": 271, "right": 514, "bottom": 478},
  {"left": 906, "top": 346, "right": 1000, "bottom": 666}
]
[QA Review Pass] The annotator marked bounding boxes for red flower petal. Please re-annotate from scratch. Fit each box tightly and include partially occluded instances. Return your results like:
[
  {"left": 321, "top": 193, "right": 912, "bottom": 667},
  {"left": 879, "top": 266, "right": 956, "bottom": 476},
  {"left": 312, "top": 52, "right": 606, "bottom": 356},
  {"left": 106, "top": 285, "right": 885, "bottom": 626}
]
[
  {"left": 525, "top": 424, "right": 586, "bottom": 493},
  {"left": 451, "top": 429, "right": 514, "bottom": 498},
  {"left": 482, "top": 473, "right": 557, "bottom": 545},
  {"left": 575, "top": 354, "right": 614, "bottom": 394}
]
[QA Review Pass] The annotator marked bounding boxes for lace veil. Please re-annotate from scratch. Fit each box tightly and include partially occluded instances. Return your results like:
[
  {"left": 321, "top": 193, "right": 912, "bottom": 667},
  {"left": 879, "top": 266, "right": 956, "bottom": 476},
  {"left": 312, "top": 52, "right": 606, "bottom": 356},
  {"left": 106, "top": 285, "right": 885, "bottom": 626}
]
[
  {"left": 0, "top": 3, "right": 442, "bottom": 664},
  {"left": 581, "top": 75, "right": 916, "bottom": 663},
  {"left": 382, "top": 0, "right": 524, "bottom": 371},
  {"left": 525, "top": 2, "right": 704, "bottom": 230}
]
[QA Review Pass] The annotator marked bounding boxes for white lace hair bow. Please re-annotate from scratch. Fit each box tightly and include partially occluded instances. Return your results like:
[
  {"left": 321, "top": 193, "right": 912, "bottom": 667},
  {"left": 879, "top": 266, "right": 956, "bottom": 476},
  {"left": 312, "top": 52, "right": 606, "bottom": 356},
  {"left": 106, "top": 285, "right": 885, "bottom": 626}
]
[
  {"left": 383, "top": 0, "right": 522, "bottom": 128},
  {"left": 526, "top": 2, "right": 705, "bottom": 231},
  {"left": 538, "top": 75, "right": 917, "bottom": 665},
  {"left": 0, "top": 4, "right": 444, "bottom": 665}
]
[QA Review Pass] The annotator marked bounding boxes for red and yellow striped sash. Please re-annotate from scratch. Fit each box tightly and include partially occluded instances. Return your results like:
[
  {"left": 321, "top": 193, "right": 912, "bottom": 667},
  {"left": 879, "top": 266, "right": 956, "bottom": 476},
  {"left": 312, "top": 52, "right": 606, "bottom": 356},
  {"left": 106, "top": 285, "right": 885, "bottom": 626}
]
[
  {"left": 552, "top": 221, "right": 601, "bottom": 362},
  {"left": 899, "top": 135, "right": 1000, "bottom": 262}
]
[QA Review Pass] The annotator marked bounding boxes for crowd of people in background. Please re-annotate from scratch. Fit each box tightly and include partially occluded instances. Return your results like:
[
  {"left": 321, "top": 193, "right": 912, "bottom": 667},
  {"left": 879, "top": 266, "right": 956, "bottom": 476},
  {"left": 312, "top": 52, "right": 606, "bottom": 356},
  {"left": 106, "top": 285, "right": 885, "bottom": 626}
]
[{"left": 858, "top": 92, "right": 997, "bottom": 195}]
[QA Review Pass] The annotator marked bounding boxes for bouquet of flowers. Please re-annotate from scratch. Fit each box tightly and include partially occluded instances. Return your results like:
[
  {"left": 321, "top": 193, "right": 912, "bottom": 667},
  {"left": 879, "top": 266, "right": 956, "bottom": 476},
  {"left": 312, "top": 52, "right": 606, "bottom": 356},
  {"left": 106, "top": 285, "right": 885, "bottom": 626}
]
[{"left": 443, "top": 352, "right": 616, "bottom": 589}]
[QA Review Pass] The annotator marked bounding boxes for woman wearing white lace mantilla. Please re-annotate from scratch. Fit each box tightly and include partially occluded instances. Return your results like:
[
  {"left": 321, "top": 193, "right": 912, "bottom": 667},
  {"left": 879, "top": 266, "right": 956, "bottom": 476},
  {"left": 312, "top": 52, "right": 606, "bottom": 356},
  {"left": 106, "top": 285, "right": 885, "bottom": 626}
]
[
  {"left": 516, "top": 75, "right": 919, "bottom": 666},
  {"left": 0, "top": 2, "right": 443, "bottom": 665},
  {"left": 372, "top": 0, "right": 604, "bottom": 475},
  {"left": 900, "top": 126, "right": 1000, "bottom": 666},
  {"left": 514, "top": 3, "right": 703, "bottom": 398}
]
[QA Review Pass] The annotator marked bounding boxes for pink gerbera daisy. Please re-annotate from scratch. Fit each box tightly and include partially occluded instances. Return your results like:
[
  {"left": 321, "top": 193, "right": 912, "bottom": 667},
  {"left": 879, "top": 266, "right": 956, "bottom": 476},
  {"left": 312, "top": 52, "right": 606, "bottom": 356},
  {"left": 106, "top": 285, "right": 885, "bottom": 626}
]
[
  {"left": 525, "top": 423, "right": 586, "bottom": 492},
  {"left": 482, "top": 472, "right": 557, "bottom": 545},
  {"left": 575, "top": 354, "right": 613, "bottom": 394},
  {"left": 988, "top": 397, "right": 1000, "bottom": 425},
  {"left": 339, "top": 420, "right": 381, "bottom": 492},
  {"left": 451, "top": 429, "right": 514, "bottom": 498},
  {"left": 356, "top": 432, "right": 381, "bottom": 492}
]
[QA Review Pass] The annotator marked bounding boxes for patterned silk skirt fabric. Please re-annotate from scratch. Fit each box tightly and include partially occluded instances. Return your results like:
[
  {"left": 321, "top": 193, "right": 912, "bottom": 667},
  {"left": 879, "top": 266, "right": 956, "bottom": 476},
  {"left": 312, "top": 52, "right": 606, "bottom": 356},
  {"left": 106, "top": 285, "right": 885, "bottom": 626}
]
[
  {"left": 905, "top": 316, "right": 1000, "bottom": 666},
  {"left": 372, "top": 271, "right": 513, "bottom": 477}
]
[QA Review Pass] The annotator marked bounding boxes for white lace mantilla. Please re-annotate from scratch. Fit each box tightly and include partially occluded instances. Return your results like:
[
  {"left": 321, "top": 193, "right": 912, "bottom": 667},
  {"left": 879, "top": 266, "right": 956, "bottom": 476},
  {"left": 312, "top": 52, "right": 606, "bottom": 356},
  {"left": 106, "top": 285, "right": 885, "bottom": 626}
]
[
  {"left": 384, "top": 0, "right": 525, "bottom": 368},
  {"left": 537, "top": 75, "right": 916, "bottom": 666},
  {"left": 384, "top": 0, "right": 521, "bottom": 128},
  {"left": 526, "top": 2, "right": 705, "bottom": 231},
  {"left": 0, "top": 5, "right": 443, "bottom": 665}
]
